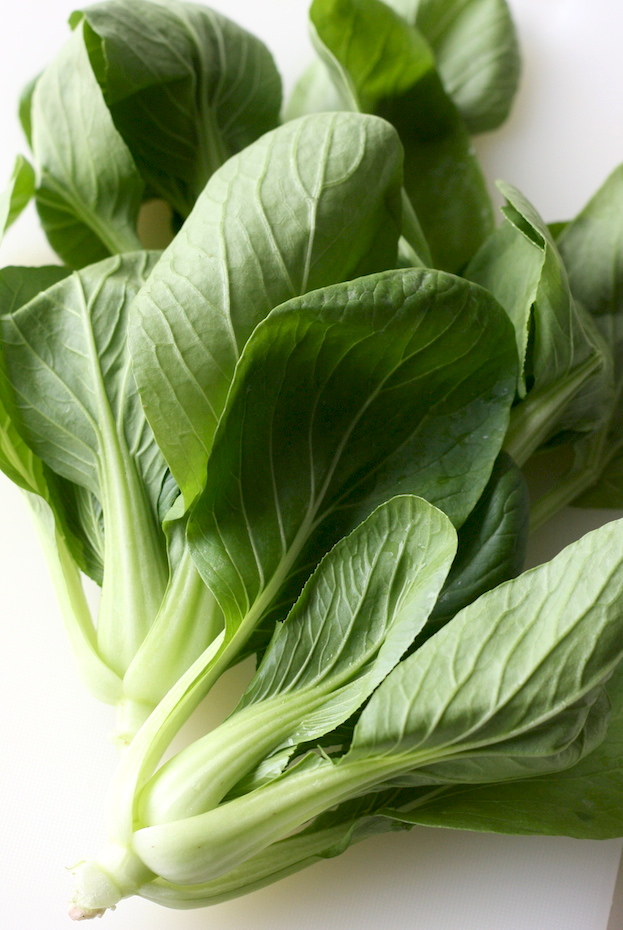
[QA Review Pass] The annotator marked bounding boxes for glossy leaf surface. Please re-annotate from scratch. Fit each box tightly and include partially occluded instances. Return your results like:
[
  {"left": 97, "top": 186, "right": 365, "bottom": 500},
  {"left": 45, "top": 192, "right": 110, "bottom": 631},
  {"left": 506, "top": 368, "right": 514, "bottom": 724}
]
[
  {"left": 76, "top": 0, "right": 282, "bottom": 218},
  {"left": 130, "top": 113, "right": 404, "bottom": 509},
  {"left": 188, "top": 268, "right": 516, "bottom": 643}
]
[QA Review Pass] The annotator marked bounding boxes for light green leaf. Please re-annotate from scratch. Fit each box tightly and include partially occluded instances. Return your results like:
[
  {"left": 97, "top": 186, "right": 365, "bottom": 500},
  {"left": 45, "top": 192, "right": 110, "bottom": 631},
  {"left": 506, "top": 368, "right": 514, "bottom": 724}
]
[
  {"left": 136, "top": 787, "right": 413, "bottom": 908},
  {"left": 139, "top": 496, "right": 457, "bottom": 824},
  {"left": 0, "top": 265, "right": 121, "bottom": 701},
  {"left": 188, "top": 268, "right": 516, "bottom": 647},
  {"left": 284, "top": 58, "right": 349, "bottom": 121},
  {"left": 75, "top": 0, "right": 282, "bottom": 218},
  {"left": 86, "top": 518, "right": 623, "bottom": 891},
  {"left": 309, "top": 0, "right": 494, "bottom": 271},
  {"left": 558, "top": 163, "right": 623, "bottom": 324},
  {"left": 111, "top": 268, "right": 513, "bottom": 844},
  {"left": 242, "top": 499, "right": 454, "bottom": 716},
  {"left": 349, "top": 518, "right": 623, "bottom": 781},
  {"left": 0, "top": 156, "right": 35, "bottom": 239},
  {"left": 30, "top": 20, "right": 143, "bottom": 267},
  {"left": 0, "top": 265, "right": 105, "bottom": 581},
  {"left": 385, "top": 660, "right": 623, "bottom": 839},
  {"left": 129, "top": 112, "right": 404, "bottom": 510},
  {"left": 384, "top": 0, "right": 520, "bottom": 133},
  {"left": 0, "top": 252, "right": 168, "bottom": 675},
  {"left": 467, "top": 182, "right": 613, "bottom": 464},
  {"left": 18, "top": 74, "right": 38, "bottom": 148}
]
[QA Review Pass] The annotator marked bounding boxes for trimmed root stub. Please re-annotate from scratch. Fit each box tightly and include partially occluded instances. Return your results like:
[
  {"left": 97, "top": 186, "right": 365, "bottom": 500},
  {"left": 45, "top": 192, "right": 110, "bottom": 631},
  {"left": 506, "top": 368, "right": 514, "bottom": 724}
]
[
  {"left": 68, "top": 859, "right": 122, "bottom": 921},
  {"left": 68, "top": 904, "right": 109, "bottom": 920},
  {"left": 68, "top": 845, "right": 152, "bottom": 920}
]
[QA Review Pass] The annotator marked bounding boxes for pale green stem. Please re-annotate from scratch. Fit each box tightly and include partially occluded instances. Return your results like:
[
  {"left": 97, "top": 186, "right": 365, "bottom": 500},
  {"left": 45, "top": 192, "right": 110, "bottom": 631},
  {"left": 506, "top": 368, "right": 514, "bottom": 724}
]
[
  {"left": 26, "top": 491, "right": 122, "bottom": 705},
  {"left": 123, "top": 544, "right": 223, "bottom": 710},
  {"left": 137, "top": 787, "right": 450, "bottom": 909},
  {"left": 131, "top": 758, "right": 399, "bottom": 885},
  {"left": 504, "top": 355, "right": 603, "bottom": 467},
  {"left": 529, "top": 428, "right": 609, "bottom": 532}
]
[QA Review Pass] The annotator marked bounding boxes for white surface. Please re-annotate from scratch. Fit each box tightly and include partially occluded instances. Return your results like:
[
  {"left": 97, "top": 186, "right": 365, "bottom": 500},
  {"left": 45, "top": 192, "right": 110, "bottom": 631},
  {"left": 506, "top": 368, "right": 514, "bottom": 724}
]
[{"left": 1, "top": 1, "right": 622, "bottom": 929}]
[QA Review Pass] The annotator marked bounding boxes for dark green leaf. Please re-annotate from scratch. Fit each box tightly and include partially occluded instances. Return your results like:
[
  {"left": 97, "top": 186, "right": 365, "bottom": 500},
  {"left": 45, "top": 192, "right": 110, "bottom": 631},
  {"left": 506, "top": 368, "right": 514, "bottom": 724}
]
[
  {"left": 130, "top": 112, "right": 404, "bottom": 510},
  {"left": 75, "top": 0, "right": 282, "bottom": 218},
  {"left": 188, "top": 268, "right": 516, "bottom": 649},
  {"left": 384, "top": 0, "right": 520, "bottom": 133},
  {"left": 309, "top": 0, "right": 494, "bottom": 271},
  {"left": 423, "top": 451, "right": 529, "bottom": 635}
]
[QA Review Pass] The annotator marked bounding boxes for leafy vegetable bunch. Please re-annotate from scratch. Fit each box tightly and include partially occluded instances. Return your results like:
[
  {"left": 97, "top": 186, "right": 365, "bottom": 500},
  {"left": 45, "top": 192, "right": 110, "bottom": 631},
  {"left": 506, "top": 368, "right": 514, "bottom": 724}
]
[{"left": 2, "top": 0, "right": 623, "bottom": 919}]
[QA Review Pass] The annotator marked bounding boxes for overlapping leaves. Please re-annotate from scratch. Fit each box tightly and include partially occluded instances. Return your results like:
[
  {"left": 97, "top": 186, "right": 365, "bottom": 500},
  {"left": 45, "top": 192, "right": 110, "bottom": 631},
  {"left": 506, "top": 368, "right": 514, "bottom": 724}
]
[
  {"left": 293, "top": 0, "right": 496, "bottom": 271},
  {"left": 187, "top": 268, "right": 517, "bottom": 642},
  {"left": 129, "top": 112, "right": 405, "bottom": 510}
]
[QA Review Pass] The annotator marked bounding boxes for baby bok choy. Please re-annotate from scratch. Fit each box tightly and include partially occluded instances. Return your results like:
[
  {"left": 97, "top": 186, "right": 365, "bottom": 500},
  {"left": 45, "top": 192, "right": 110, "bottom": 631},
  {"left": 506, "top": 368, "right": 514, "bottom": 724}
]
[
  {"left": 67, "top": 510, "right": 623, "bottom": 915},
  {"left": 0, "top": 111, "right": 435, "bottom": 739},
  {"left": 4, "top": 0, "right": 623, "bottom": 922}
]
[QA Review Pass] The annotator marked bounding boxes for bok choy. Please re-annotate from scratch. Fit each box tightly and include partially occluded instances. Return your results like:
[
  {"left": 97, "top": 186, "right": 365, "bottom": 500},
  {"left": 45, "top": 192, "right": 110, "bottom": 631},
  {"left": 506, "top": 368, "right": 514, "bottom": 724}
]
[{"left": 1, "top": 0, "right": 623, "bottom": 922}]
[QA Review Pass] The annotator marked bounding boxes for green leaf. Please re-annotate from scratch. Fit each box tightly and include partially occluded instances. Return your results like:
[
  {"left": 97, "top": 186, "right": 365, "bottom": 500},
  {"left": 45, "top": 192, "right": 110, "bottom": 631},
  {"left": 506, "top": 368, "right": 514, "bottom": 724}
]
[
  {"left": 309, "top": 0, "right": 494, "bottom": 271},
  {"left": 75, "top": 0, "right": 282, "bottom": 218},
  {"left": 467, "top": 182, "right": 613, "bottom": 464},
  {"left": 549, "top": 164, "right": 623, "bottom": 509},
  {"left": 0, "top": 252, "right": 169, "bottom": 675},
  {"left": 424, "top": 451, "right": 529, "bottom": 635},
  {"left": 0, "top": 156, "right": 35, "bottom": 239},
  {"left": 0, "top": 265, "right": 121, "bottom": 700},
  {"left": 139, "top": 496, "right": 457, "bottom": 824},
  {"left": 18, "top": 74, "right": 39, "bottom": 148},
  {"left": 384, "top": 0, "right": 520, "bottom": 133},
  {"left": 30, "top": 20, "right": 143, "bottom": 267},
  {"left": 129, "top": 509, "right": 623, "bottom": 886},
  {"left": 349, "top": 518, "right": 623, "bottom": 782},
  {"left": 129, "top": 112, "right": 404, "bottom": 510},
  {"left": 188, "top": 268, "right": 516, "bottom": 648},
  {"left": 0, "top": 266, "right": 70, "bottom": 492},
  {"left": 118, "top": 520, "right": 623, "bottom": 888},
  {"left": 312, "top": 0, "right": 437, "bottom": 111},
  {"left": 0, "top": 266, "right": 106, "bottom": 583},
  {"left": 558, "top": 164, "right": 623, "bottom": 323},
  {"left": 115, "top": 268, "right": 513, "bottom": 838},
  {"left": 385, "top": 659, "right": 623, "bottom": 839},
  {"left": 284, "top": 58, "right": 349, "bottom": 121},
  {"left": 136, "top": 787, "right": 413, "bottom": 909}
]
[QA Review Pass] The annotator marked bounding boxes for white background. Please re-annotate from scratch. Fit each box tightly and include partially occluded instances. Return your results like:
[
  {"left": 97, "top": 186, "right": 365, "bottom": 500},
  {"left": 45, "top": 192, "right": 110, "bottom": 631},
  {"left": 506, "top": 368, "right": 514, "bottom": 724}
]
[{"left": 1, "top": 1, "right": 623, "bottom": 928}]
